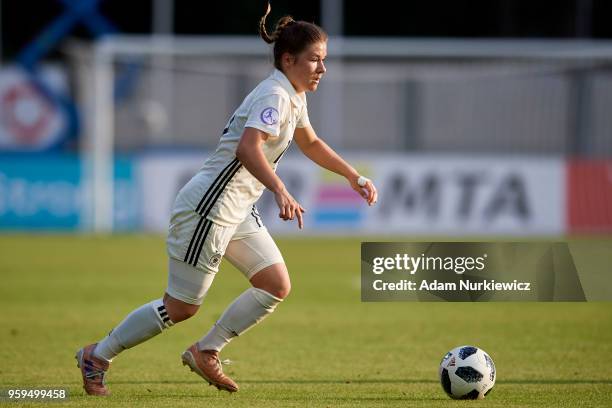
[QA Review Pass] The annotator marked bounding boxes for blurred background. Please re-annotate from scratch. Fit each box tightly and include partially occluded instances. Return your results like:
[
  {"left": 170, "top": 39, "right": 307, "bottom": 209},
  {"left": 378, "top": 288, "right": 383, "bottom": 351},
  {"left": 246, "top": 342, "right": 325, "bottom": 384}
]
[{"left": 0, "top": 0, "right": 611, "bottom": 236}]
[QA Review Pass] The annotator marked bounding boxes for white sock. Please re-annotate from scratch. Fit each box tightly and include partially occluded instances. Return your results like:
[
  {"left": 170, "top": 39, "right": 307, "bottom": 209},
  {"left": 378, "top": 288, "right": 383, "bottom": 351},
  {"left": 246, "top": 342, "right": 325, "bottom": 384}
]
[
  {"left": 197, "top": 288, "right": 282, "bottom": 352},
  {"left": 94, "top": 299, "right": 174, "bottom": 362}
]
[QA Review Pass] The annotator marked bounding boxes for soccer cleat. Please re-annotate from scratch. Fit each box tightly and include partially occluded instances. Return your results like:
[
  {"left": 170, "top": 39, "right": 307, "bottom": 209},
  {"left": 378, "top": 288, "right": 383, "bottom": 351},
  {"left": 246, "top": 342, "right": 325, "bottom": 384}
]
[
  {"left": 181, "top": 344, "right": 238, "bottom": 393},
  {"left": 75, "top": 343, "right": 110, "bottom": 396}
]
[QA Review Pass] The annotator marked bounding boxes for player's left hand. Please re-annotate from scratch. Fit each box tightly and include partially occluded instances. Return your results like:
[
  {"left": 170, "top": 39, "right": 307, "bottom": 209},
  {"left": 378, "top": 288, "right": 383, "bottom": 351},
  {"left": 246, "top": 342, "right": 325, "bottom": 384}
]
[{"left": 351, "top": 176, "right": 377, "bottom": 206}]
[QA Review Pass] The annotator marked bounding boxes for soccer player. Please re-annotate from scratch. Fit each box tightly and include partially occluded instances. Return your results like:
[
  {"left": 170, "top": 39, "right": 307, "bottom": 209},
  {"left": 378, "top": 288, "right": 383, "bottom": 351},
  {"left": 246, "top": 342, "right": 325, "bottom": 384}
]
[{"left": 76, "top": 3, "right": 377, "bottom": 396}]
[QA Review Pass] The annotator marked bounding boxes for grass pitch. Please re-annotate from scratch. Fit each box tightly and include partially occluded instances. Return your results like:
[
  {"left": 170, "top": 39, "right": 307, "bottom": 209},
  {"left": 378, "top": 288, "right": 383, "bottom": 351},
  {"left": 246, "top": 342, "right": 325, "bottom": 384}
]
[{"left": 0, "top": 234, "right": 611, "bottom": 407}]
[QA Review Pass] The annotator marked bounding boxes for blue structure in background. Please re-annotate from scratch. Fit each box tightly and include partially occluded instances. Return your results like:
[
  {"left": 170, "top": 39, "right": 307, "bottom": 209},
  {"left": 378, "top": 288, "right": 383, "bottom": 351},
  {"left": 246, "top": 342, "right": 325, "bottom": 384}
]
[
  {"left": 0, "top": 1, "right": 144, "bottom": 230},
  {"left": 14, "top": 0, "right": 118, "bottom": 150},
  {"left": 0, "top": 154, "right": 140, "bottom": 230},
  {"left": 0, "top": 155, "right": 81, "bottom": 229}
]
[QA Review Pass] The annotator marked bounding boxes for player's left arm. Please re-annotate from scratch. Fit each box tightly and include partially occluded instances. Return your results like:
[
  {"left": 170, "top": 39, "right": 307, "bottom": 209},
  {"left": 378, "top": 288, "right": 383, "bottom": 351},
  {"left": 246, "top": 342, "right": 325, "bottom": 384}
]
[{"left": 294, "top": 126, "right": 377, "bottom": 206}]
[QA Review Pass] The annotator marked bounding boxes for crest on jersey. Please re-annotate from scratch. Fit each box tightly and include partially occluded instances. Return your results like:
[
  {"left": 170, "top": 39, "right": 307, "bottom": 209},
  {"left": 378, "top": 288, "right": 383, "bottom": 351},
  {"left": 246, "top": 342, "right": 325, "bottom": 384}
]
[
  {"left": 209, "top": 252, "right": 222, "bottom": 268},
  {"left": 260, "top": 107, "right": 279, "bottom": 125}
]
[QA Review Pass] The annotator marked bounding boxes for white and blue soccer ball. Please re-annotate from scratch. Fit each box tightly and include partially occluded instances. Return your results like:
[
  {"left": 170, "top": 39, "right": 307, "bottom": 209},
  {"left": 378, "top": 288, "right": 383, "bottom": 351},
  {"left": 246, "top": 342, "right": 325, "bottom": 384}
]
[{"left": 439, "top": 345, "right": 496, "bottom": 399}]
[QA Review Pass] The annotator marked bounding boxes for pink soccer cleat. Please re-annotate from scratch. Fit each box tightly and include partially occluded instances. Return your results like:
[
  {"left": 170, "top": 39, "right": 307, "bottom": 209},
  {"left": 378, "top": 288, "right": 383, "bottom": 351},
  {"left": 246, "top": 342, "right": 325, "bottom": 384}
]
[
  {"left": 75, "top": 343, "right": 110, "bottom": 396},
  {"left": 181, "top": 344, "right": 238, "bottom": 393}
]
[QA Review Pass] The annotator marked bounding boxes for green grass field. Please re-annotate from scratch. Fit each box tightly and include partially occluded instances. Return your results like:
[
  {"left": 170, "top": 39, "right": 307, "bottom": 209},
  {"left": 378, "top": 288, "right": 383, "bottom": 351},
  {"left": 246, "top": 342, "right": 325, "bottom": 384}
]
[{"left": 1, "top": 234, "right": 611, "bottom": 407}]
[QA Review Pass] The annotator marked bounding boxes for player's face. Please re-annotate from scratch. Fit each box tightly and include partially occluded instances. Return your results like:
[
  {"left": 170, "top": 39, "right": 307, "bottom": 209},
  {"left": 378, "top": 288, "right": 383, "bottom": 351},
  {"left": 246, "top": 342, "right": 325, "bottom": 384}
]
[{"left": 284, "top": 41, "right": 327, "bottom": 93}]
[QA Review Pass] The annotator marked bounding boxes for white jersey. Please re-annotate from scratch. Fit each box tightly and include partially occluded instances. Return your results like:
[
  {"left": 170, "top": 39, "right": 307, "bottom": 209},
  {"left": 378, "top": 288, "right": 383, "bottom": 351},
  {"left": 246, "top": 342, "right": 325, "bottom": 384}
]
[{"left": 175, "top": 69, "right": 311, "bottom": 226}]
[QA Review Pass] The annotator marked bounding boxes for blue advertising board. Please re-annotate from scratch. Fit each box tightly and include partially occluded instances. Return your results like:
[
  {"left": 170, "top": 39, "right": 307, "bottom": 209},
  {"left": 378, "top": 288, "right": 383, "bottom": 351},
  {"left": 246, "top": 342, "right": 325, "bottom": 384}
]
[{"left": 0, "top": 154, "right": 139, "bottom": 230}]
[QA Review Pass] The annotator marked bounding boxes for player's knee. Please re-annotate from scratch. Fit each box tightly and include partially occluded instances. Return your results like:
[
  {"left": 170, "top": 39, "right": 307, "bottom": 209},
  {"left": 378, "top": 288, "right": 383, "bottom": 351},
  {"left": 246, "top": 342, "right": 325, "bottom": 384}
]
[
  {"left": 280, "top": 279, "right": 292, "bottom": 299},
  {"left": 269, "top": 279, "right": 291, "bottom": 300},
  {"left": 250, "top": 263, "right": 291, "bottom": 299},
  {"left": 163, "top": 295, "right": 200, "bottom": 323},
  {"left": 252, "top": 278, "right": 291, "bottom": 299}
]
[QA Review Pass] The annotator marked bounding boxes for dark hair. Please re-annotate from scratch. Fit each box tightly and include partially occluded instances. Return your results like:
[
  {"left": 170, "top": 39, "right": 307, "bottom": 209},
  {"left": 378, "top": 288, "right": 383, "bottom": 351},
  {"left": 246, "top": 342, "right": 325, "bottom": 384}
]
[{"left": 259, "top": 2, "right": 328, "bottom": 71}]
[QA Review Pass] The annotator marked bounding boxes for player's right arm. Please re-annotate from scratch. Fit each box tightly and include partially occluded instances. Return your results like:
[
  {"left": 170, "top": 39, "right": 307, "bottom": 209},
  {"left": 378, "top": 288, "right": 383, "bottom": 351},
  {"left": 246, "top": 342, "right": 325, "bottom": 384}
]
[{"left": 236, "top": 127, "right": 305, "bottom": 228}]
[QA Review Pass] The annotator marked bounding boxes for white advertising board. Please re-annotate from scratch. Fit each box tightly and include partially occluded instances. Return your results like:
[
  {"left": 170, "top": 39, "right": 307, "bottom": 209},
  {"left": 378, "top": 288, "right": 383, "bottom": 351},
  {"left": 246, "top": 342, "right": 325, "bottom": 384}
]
[{"left": 138, "top": 153, "right": 564, "bottom": 236}]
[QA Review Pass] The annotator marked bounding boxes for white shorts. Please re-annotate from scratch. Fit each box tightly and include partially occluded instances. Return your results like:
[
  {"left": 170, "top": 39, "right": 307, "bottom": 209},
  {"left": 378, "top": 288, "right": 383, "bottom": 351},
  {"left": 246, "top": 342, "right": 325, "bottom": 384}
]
[{"left": 166, "top": 206, "right": 284, "bottom": 305}]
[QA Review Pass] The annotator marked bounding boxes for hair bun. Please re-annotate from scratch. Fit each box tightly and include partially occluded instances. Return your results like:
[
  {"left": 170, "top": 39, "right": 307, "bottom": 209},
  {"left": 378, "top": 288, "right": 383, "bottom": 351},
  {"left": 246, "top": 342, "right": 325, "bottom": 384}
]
[{"left": 276, "top": 16, "right": 295, "bottom": 30}]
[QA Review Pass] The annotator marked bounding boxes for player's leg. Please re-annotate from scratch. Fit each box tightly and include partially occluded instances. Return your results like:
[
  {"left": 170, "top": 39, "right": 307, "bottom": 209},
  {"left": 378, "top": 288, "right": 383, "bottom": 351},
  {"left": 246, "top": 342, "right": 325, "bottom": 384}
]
[
  {"left": 90, "top": 259, "right": 216, "bottom": 355},
  {"left": 195, "top": 264, "right": 287, "bottom": 353},
  {"left": 76, "top": 283, "right": 206, "bottom": 396},
  {"left": 89, "top": 211, "right": 224, "bottom": 360},
  {"left": 183, "top": 215, "right": 285, "bottom": 393},
  {"left": 175, "top": 220, "right": 241, "bottom": 392},
  {"left": 76, "top": 210, "right": 224, "bottom": 396},
  {"left": 196, "top": 210, "right": 287, "bottom": 356}
]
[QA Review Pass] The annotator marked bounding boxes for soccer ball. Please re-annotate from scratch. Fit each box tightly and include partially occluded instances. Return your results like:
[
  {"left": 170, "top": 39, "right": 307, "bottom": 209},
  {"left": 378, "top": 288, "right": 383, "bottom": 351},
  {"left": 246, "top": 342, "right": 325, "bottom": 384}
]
[{"left": 439, "top": 345, "right": 496, "bottom": 399}]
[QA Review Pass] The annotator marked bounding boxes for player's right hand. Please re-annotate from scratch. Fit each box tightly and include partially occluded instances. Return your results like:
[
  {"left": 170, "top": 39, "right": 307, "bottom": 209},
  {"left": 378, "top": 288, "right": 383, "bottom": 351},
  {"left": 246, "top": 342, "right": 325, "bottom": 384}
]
[{"left": 274, "top": 189, "right": 306, "bottom": 229}]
